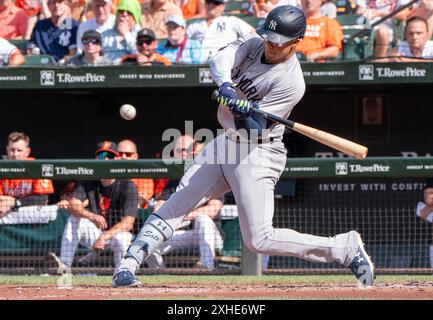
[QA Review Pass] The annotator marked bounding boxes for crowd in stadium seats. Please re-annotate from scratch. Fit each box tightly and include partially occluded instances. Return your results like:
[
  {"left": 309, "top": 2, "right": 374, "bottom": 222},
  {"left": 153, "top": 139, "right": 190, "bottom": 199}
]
[{"left": 1, "top": 0, "right": 433, "bottom": 66}]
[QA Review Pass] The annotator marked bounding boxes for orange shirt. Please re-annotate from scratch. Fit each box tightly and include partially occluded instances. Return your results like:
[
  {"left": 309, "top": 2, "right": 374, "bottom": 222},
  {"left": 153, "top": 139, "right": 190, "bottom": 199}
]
[
  {"left": 154, "top": 178, "right": 169, "bottom": 198},
  {"left": 131, "top": 178, "right": 154, "bottom": 207},
  {"left": 182, "top": 0, "right": 199, "bottom": 20},
  {"left": 0, "top": 157, "right": 54, "bottom": 197},
  {"left": 0, "top": 3, "right": 28, "bottom": 39},
  {"left": 296, "top": 16, "right": 342, "bottom": 56}
]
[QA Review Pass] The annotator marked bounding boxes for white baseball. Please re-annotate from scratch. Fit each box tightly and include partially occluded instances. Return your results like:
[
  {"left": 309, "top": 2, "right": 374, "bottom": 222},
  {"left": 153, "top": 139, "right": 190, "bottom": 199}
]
[{"left": 120, "top": 104, "right": 136, "bottom": 120}]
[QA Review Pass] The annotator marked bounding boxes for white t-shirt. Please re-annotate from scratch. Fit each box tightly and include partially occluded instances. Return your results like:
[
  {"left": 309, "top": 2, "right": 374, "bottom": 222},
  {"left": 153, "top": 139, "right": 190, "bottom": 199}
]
[
  {"left": 396, "top": 40, "right": 433, "bottom": 58},
  {"left": 187, "top": 15, "right": 253, "bottom": 62},
  {"left": 0, "top": 38, "right": 18, "bottom": 66},
  {"left": 416, "top": 201, "right": 433, "bottom": 223},
  {"left": 76, "top": 15, "right": 116, "bottom": 52}
]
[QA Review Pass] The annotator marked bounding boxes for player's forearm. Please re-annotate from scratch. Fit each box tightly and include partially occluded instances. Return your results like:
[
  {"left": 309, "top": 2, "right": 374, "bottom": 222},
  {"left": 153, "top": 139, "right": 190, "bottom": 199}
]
[
  {"left": 420, "top": 205, "right": 433, "bottom": 220},
  {"left": 104, "top": 219, "right": 134, "bottom": 240},
  {"left": 9, "top": 51, "right": 25, "bottom": 66},
  {"left": 66, "top": 199, "right": 94, "bottom": 219},
  {"left": 209, "top": 46, "right": 236, "bottom": 86},
  {"left": 308, "top": 46, "right": 340, "bottom": 61}
]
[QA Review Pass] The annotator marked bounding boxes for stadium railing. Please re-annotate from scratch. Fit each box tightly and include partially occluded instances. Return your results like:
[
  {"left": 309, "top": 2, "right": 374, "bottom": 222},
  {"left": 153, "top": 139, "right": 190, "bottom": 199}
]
[{"left": 0, "top": 157, "right": 432, "bottom": 276}]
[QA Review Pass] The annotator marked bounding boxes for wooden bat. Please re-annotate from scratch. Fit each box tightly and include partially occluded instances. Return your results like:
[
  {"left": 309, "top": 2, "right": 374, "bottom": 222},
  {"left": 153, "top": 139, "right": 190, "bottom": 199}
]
[{"left": 212, "top": 90, "right": 368, "bottom": 160}]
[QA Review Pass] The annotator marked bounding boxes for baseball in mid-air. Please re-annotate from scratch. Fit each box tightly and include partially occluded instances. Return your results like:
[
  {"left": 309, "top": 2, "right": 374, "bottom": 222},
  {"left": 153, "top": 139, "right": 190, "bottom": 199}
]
[{"left": 120, "top": 104, "right": 136, "bottom": 120}]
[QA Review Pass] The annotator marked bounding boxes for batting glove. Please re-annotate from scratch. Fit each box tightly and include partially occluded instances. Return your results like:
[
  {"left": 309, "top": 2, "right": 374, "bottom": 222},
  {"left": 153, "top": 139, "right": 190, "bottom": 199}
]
[
  {"left": 216, "top": 82, "right": 238, "bottom": 107},
  {"left": 228, "top": 99, "right": 255, "bottom": 117}
]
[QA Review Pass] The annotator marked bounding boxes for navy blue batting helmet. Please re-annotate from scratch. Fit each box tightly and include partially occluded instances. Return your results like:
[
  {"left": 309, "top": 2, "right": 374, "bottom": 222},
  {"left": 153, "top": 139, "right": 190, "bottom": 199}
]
[{"left": 256, "top": 5, "right": 307, "bottom": 45}]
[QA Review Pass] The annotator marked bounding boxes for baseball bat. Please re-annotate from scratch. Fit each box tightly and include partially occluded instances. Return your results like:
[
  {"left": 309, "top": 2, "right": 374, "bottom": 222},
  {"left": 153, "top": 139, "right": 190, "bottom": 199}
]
[{"left": 211, "top": 90, "right": 368, "bottom": 160}]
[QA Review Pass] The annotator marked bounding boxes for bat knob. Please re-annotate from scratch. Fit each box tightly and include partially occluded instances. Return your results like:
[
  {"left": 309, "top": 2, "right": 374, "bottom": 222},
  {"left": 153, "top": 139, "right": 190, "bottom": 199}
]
[{"left": 211, "top": 90, "right": 219, "bottom": 100}]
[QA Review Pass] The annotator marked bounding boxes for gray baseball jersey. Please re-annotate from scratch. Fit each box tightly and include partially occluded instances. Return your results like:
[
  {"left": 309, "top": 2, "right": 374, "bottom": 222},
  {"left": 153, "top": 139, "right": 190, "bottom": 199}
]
[{"left": 209, "top": 34, "right": 305, "bottom": 139}]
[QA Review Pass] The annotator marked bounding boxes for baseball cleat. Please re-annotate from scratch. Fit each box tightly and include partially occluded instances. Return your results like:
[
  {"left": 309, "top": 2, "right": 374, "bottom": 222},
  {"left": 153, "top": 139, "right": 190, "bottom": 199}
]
[
  {"left": 348, "top": 232, "right": 375, "bottom": 287},
  {"left": 112, "top": 270, "right": 141, "bottom": 288},
  {"left": 46, "top": 252, "right": 67, "bottom": 270}
]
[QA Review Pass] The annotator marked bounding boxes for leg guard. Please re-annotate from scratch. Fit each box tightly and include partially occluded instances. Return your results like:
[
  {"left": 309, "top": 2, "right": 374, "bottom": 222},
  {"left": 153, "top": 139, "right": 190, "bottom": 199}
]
[{"left": 124, "top": 214, "right": 173, "bottom": 266}]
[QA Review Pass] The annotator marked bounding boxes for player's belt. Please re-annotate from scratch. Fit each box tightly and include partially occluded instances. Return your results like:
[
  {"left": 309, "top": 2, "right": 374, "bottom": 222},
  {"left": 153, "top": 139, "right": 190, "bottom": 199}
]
[{"left": 224, "top": 132, "right": 277, "bottom": 144}]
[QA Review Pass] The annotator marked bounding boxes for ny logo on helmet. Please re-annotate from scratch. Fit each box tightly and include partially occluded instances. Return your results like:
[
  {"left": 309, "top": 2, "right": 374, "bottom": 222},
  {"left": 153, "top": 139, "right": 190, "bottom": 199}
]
[{"left": 268, "top": 20, "right": 277, "bottom": 30}]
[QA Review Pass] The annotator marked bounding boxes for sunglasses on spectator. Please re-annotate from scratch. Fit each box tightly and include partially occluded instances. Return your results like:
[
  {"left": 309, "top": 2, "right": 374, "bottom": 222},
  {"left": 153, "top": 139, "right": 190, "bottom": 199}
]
[
  {"left": 118, "top": 151, "right": 137, "bottom": 157},
  {"left": 96, "top": 151, "right": 117, "bottom": 160},
  {"left": 82, "top": 38, "right": 100, "bottom": 45},
  {"left": 137, "top": 37, "right": 154, "bottom": 46},
  {"left": 205, "top": 0, "right": 223, "bottom": 5}
]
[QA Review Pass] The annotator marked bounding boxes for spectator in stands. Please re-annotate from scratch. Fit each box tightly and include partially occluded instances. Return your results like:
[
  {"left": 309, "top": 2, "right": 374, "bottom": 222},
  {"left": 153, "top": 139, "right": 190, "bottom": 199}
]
[
  {"left": 320, "top": 0, "right": 337, "bottom": 18},
  {"left": 64, "top": 29, "right": 113, "bottom": 65},
  {"left": 355, "top": 0, "right": 413, "bottom": 58},
  {"left": 296, "top": 0, "right": 343, "bottom": 61},
  {"left": 29, "top": 0, "right": 80, "bottom": 61},
  {"left": 101, "top": 0, "right": 142, "bottom": 63},
  {"left": 253, "top": 0, "right": 300, "bottom": 18},
  {"left": 186, "top": 0, "right": 254, "bottom": 61},
  {"left": 408, "top": 0, "right": 433, "bottom": 39},
  {"left": 117, "top": 139, "right": 154, "bottom": 208},
  {"left": 177, "top": 0, "right": 205, "bottom": 20},
  {"left": 0, "top": 0, "right": 28, "bottom": 40},
  {"left": 375, "top": 16, "right": 433, "bottom": 61},
  {"left": 48, "top": 141, "right": 138, "bottom": 270},
  {"left": 120, "top": 27, "right": 172, "bottom": 64},
  {"left": 141, "top": 0, "right": 183, "bottom": 39},
  {"left": 146, "top": 135, "right": 224, "bottom": 270},
  {"left": 0, "top": 132, "right": 54, "bottom": 219},
  {"left": 0, "top": 38, "right": 25, "bottom": 66},
  {"left": 76, "top": 0, "right": 116, "bottom": 52},
  {"left": 157, "top": 14, "right": 203, "bottom": 64},
  {"left": 415, "top": 180, "right": 433, "bottom": 268}
]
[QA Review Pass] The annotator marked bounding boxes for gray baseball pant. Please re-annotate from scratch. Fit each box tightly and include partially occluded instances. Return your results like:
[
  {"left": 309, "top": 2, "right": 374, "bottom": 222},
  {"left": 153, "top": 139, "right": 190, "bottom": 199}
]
[{"left": 154, "top": 133, "right": 359, "bottom": 266}]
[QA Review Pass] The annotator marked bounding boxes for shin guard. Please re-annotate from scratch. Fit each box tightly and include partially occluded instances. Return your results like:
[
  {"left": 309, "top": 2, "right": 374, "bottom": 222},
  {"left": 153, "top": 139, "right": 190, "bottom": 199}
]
[{"left": 124, "top": 214, "right": 173, "bottom": 266}]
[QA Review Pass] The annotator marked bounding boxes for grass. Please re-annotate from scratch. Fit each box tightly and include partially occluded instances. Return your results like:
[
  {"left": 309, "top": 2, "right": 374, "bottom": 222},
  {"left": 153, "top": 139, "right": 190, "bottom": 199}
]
[{"left": 0, "top": 274, "right": 431, "bottom": 286}]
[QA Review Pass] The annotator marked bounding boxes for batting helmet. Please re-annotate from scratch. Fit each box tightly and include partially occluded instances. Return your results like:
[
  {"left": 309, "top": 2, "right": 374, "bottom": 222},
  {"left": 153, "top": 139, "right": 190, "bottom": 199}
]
[{"left": 256, "top": 5, "right": 306, "bottom": 45}]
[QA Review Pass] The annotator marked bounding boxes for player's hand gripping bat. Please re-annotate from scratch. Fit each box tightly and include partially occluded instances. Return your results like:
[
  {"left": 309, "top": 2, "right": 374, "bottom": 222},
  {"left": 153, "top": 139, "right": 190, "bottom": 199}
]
[{"left": 212, "top": 90, "right": 368, "bottom": 160}]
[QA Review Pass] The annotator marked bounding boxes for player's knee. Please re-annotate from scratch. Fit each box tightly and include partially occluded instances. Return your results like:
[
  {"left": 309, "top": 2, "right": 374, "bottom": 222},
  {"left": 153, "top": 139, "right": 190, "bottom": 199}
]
[{"left": 243, "top": 237, "right": 268, "bottom": 254}]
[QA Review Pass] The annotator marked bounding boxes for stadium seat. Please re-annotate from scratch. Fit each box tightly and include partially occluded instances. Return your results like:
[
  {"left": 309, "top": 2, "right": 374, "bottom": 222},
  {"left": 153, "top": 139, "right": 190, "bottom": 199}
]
[
  {"left": 335, "top": 0, "right": 357, "bottom": 15},
  {"left": 224, "top": 0, "right": 250, "bottom": 14},
  {"left": 337, "top": 14, "right": 373, "bottom": 60},
  {"left": 238, "top": 15, "right": 265, "bottom": 28},
  {"left": 392, "top": 19, "right": 406, "bottom": 47},
  {"left": 220, "top": 217, "right": 242, "bottom": 257},
  {"left": 23, "top": 54, "right": 57, "bottom": 66}
]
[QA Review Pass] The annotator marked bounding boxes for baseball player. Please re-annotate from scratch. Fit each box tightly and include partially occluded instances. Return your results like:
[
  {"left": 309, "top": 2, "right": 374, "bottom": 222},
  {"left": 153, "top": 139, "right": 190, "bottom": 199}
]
[{"left": 112, "top": 5, "right": 375, "bottom": 287}]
